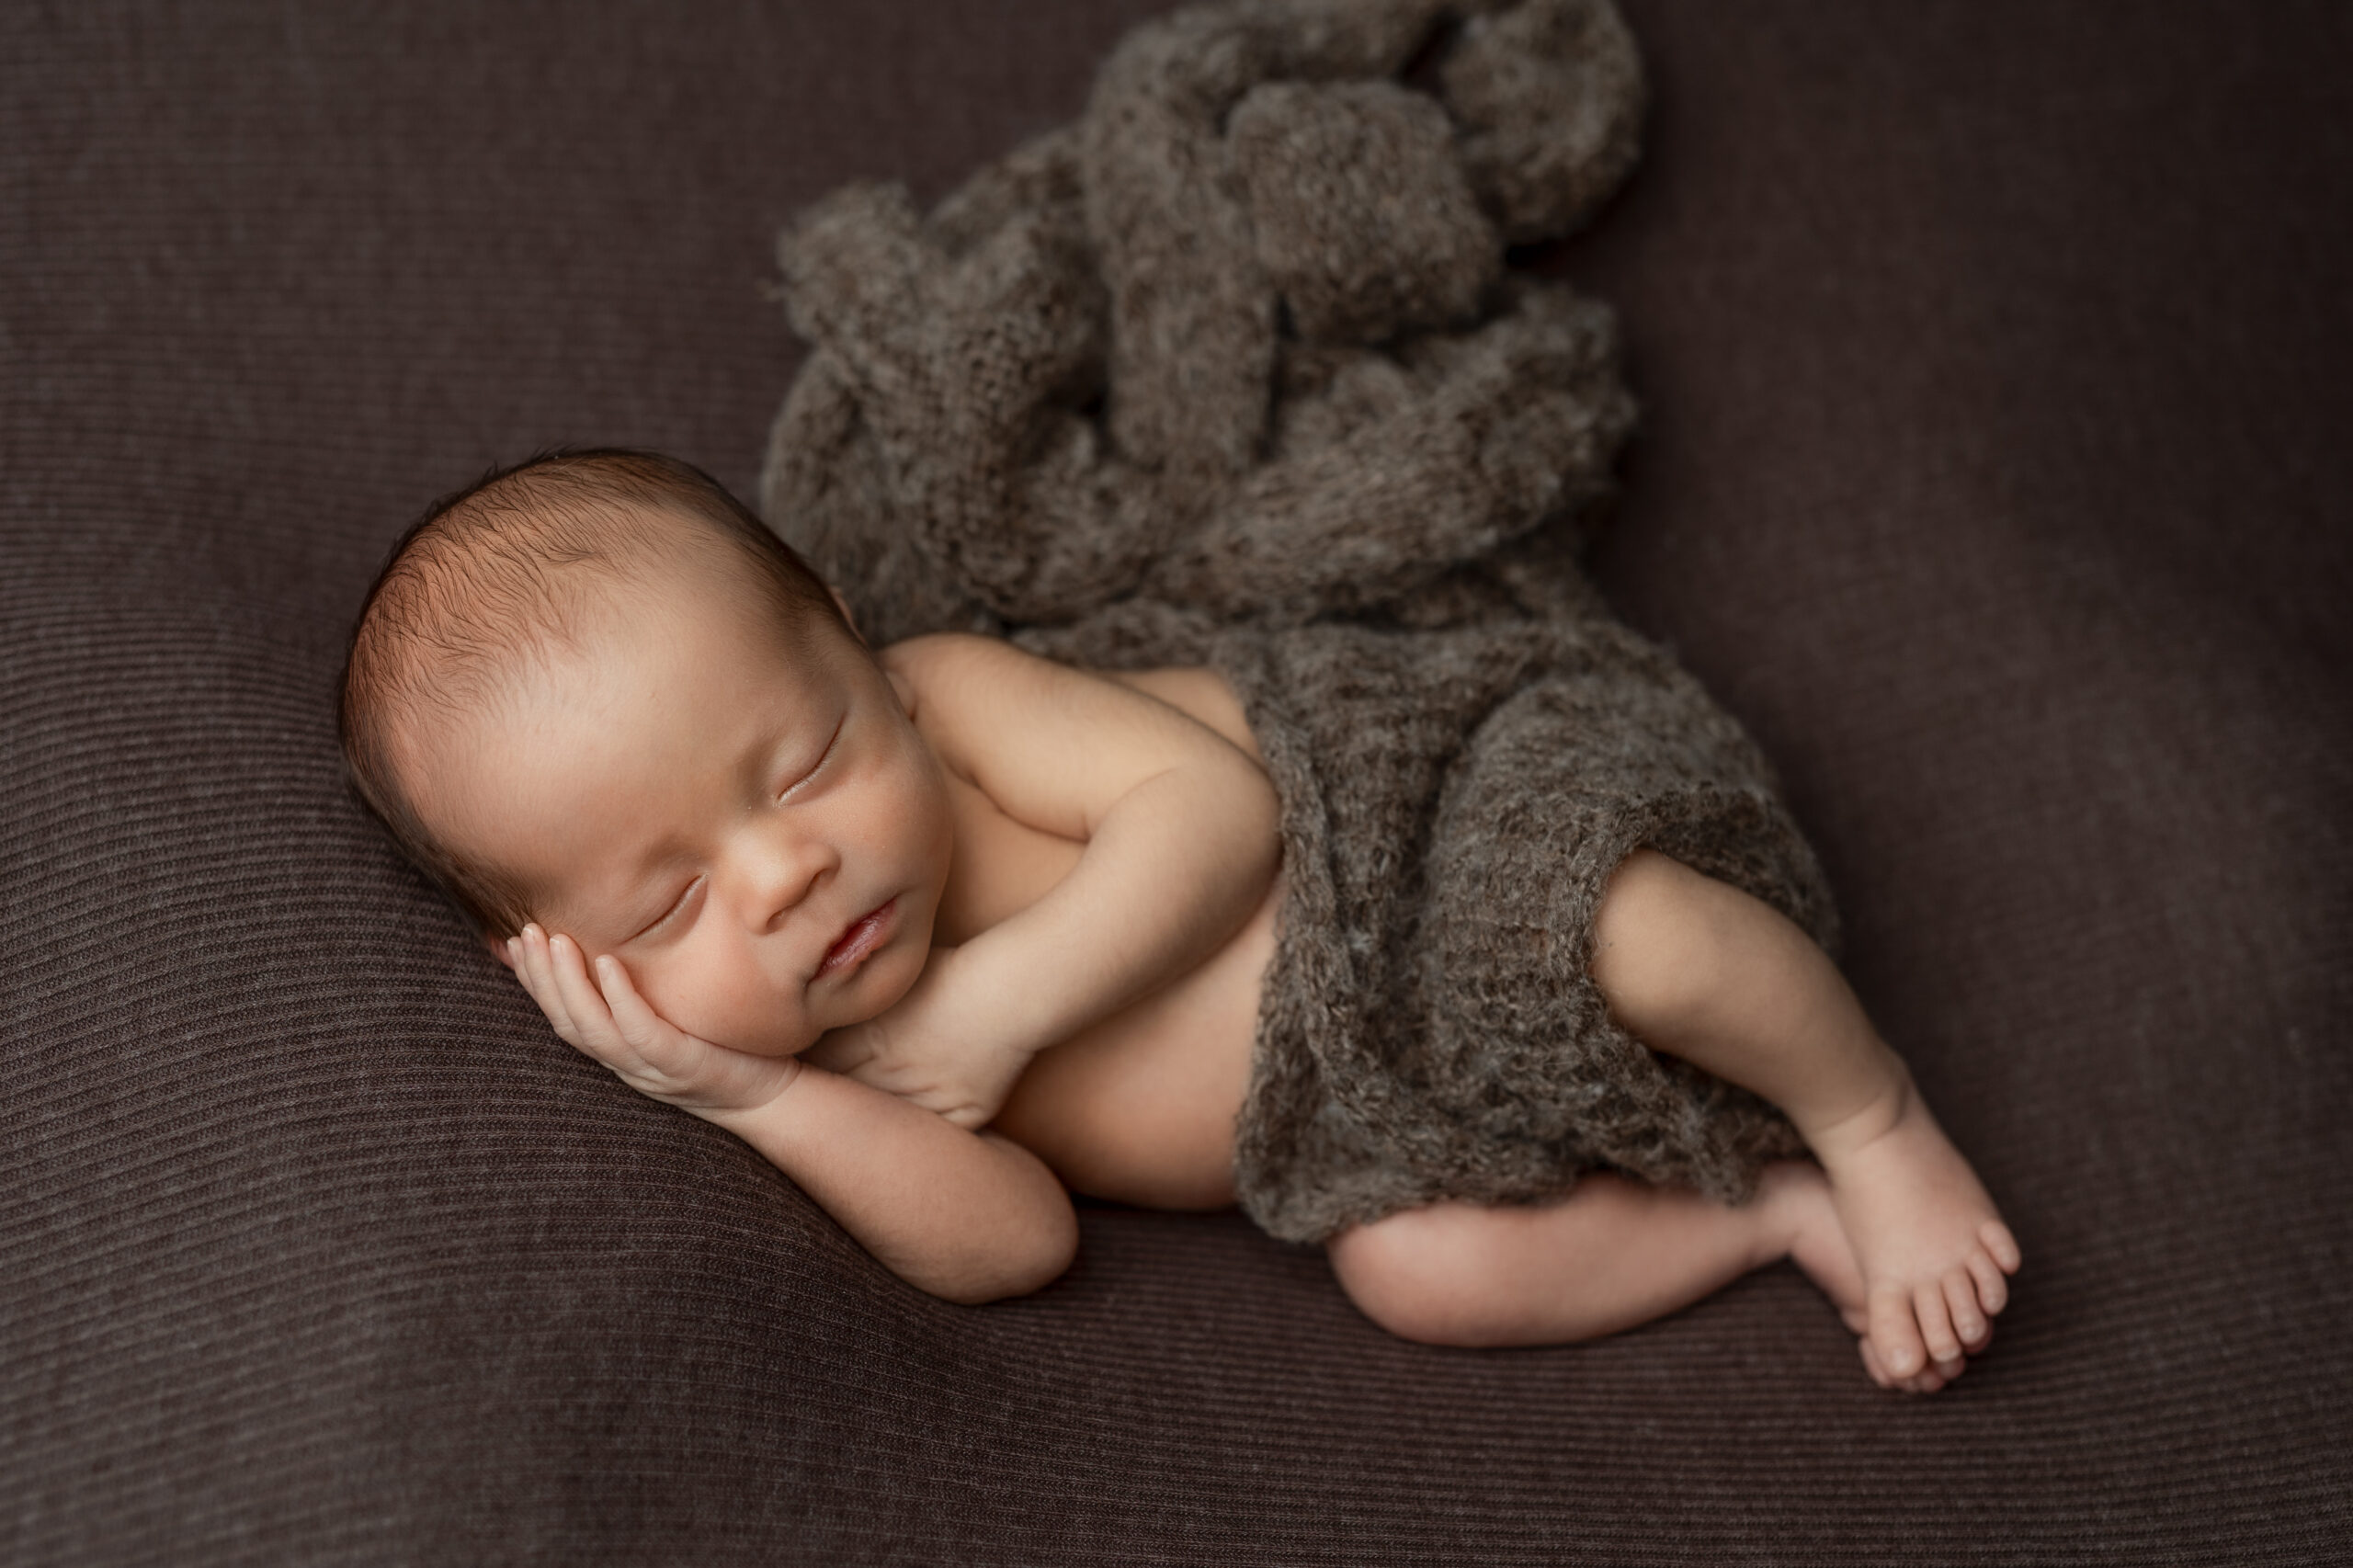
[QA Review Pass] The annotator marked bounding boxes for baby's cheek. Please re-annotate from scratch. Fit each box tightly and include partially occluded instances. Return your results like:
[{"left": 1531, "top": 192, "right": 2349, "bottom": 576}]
[{"left": 642, "top": 948, "right": 813, "bottom": 1058}]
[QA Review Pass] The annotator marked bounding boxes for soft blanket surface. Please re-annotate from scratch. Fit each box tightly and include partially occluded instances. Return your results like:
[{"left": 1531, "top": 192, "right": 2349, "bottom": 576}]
[{"left": 762, "top": 0, "right": 1837, "bottom": 1240}]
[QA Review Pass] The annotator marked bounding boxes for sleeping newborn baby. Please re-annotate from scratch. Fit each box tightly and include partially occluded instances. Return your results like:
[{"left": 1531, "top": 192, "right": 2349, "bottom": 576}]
[{"left": 340, "top": 448, "right": 2019, "bottom": 1393}]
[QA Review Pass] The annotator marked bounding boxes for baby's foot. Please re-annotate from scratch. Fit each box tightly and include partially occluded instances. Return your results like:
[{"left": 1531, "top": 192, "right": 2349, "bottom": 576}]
[
  {"left": 1757, "top": 1160, "right": 1867, "bottom": 1335},
  {"left": 1812, "top": 1073, "right": 2022, "bottom": 1390},
  {"left": 1762, "top": 1162, "right": 1957, "bottom": 1392}
]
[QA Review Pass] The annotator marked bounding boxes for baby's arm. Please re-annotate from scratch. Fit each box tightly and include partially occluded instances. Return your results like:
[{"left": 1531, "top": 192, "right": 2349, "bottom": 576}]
[
  {"left": 822, "top": 634, "right": 1280, "bottom": 1124},
  {"left": 507, "top": 926, "right": 1076, "bottom": 1304}
]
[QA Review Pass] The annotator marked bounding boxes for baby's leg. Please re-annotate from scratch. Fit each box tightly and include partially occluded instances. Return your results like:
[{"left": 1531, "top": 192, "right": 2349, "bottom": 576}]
[
  {"left": 1589, "top": 850, "right": 2021, "bottom": 1388},
  {"left": 1329, "top": 1162, "right": 1871, "bottom": 1355}
]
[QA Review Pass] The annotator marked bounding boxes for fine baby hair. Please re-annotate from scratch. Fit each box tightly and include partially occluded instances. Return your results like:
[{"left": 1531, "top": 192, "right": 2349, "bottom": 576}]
[{"left": 338, "top": 449, "right": 845, "bottom": 937}]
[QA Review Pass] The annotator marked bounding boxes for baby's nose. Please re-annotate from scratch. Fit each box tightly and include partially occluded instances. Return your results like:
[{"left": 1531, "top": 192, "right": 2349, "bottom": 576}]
[{"left": 735, "top": 822, "right": 836, "bottom": 930}]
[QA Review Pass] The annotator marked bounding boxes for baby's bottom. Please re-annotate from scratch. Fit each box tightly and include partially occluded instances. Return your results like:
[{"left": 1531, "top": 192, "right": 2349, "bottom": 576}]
[{"left": 1327, "top": 849, "right": 2020, "bottom": 1394}]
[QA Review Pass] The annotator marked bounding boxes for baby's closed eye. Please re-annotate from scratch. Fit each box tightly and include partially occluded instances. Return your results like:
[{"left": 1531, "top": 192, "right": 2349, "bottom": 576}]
[
  {"left": 630, "top": 876, "right": 704, "bottom": 942},
  {"left": 774, "top": 715, "right": 844, "bottom": 801}
]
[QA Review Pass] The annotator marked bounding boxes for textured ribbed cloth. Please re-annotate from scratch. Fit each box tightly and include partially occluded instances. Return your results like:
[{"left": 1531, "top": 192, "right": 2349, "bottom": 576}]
[{"left": 5, "top": 1, "right": 2350, "bottom": 1562}]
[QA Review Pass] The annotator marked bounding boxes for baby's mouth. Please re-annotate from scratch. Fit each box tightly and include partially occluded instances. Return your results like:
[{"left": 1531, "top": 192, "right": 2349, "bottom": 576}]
[{"left": 814, "top": 898, "right": 896, "bottom": 981}]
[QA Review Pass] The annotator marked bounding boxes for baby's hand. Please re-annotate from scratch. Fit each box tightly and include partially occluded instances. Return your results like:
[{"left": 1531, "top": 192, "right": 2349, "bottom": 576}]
[
  {"left": 505, "top": 925, "right": 800, "bottom": 1118},
  {"left": 801, "top": 950, "right": 1031, "bottom": 1131}
]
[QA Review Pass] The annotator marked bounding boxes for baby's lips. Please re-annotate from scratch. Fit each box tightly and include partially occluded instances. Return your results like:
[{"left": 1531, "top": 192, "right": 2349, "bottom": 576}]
[{"left": 814, "top": 897, "right": 898, "bottom": 982}]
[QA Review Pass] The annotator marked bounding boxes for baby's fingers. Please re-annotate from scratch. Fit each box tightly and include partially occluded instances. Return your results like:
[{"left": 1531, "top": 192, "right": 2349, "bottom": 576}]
[
  {"left": 595, "top": 952, "right": 798, "bottom": 1112},
  {"left": 593, "top": 951, "right": 693, "bottom": 1063},
  {"left": 936, "top": 1101, "right": 991, "bottom": 1132},
  {"left": 511, "top": 926, "right": 587, "bottom": 1045},
  {"left": 544, "top": 932, "right": 634, "bottom": 1063}
]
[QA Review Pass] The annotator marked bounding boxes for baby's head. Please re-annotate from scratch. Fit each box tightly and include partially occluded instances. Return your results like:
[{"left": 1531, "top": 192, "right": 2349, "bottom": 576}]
[{"left": 340, "top": 449, "right": 953, "bottom": 1057}]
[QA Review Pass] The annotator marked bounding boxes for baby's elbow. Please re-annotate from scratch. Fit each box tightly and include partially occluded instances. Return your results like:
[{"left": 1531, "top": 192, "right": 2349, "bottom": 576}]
[
  {"left": 930, "top": 1198, "right": 1079, "bottom": 1306},
  {"left": 1008, "top": 1202, "right": 1081, "bottom": 1299}
]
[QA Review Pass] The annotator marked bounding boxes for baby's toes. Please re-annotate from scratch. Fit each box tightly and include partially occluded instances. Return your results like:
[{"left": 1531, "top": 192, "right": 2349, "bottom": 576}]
[
  {"left": 1862, "top": 1336, "right": 1951, "bottom": 1394},
  {"left": 1868, "top": 1288, "right": 1932, "bottom": 1381},
  {"left": 1904, "top": 1362, "right": 1950, "bottom": 1394},
  {"left": 1943, "top": 1268, "right": 1992, "bottom": 1353},
  {"left": 1966, "top": 1248, "right": 2010, "bottom": 1316},
  {"left": 1913, "top": 1282, "right": 1967, "bottom": 1369},
  {"left": 1858, "top": 1337, "right": 1893, "bottom": 1390},
  {"left": 1982, "top": 1220, "right": 2023, "bottom": 1274}
]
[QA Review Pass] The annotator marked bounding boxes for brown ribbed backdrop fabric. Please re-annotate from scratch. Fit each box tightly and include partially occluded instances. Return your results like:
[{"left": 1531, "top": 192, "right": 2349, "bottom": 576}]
[{"left": 4, "top": 2, "right": 2348, "bottom": 1562}]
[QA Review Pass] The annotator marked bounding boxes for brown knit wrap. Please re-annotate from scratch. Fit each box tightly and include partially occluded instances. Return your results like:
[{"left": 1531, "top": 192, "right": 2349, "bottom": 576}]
[{"left": 760, "top": 0, "right": 1834, "bottom": 1243}]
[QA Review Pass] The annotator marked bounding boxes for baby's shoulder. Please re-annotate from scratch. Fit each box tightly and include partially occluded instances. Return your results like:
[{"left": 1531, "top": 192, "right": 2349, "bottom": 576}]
[
  {"left": 879, "top": 634, "right": 1229, "bottom": 815},
  {"left": 877, "top": 633, "right": 1083, "bottom": 777},
  {"left": 878, "top": 632, "right": 1061, "bottom": 724},
  {"left": 879, "top": 631, "right": 1017, "bottom": 688}
]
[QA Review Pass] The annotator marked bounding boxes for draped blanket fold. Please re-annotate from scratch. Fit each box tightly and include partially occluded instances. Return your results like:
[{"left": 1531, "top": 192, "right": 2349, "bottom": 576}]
[{"left": 761, "top": 0, "right": 1835, "bottom": 1243}]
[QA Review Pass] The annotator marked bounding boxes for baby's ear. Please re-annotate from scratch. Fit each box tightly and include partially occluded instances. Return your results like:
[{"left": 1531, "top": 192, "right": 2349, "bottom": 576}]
[{"left": 829, "top": 585, "right": 864, "bottom": 643}]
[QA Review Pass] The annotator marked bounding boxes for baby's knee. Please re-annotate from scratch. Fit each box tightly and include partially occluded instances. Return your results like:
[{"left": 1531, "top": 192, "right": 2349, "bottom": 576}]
[
  {"left": 1327, "top": 1206, "right": 1511, "bottom": 1347},
  {"left": 1590, "top": 847, "right": 1726, "bottom": 1033}
]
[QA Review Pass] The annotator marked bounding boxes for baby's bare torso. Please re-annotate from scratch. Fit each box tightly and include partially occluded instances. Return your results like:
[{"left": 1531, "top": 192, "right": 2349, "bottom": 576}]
[{"left": 936, "top": 667, "right": 1272, "bottom": 1210}]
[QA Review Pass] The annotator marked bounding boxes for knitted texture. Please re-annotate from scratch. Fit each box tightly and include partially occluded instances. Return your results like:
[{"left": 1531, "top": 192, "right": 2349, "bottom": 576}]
[{"left": 760, "top": 0, "right": 1836, "bottom": 1243}]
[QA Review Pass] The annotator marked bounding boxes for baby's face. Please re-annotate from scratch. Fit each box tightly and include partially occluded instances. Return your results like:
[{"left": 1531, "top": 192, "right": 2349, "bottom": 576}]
[{"left": 415, "top": 555, "right": 953, "bottom": 1058}]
